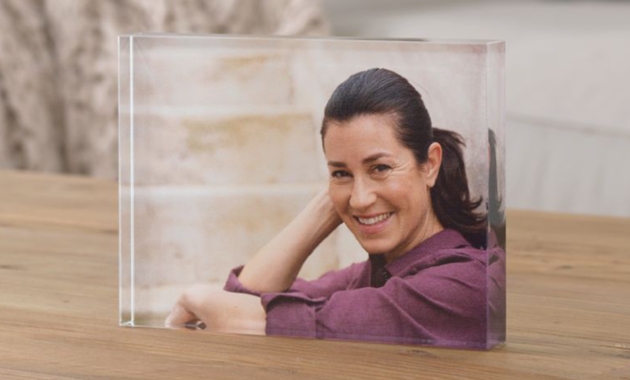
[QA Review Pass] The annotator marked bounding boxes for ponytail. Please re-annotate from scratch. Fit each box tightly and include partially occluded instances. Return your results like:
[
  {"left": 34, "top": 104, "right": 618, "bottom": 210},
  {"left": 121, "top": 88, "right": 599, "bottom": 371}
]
[{"left": 431, "top": 128, "right": 487, "bottom": 248}]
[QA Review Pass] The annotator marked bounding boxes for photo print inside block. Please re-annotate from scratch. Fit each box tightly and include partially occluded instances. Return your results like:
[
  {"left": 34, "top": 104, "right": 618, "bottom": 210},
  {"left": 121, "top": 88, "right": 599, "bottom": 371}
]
[{"left": 119, "top": 34, "right": 506, "bottom": 349}]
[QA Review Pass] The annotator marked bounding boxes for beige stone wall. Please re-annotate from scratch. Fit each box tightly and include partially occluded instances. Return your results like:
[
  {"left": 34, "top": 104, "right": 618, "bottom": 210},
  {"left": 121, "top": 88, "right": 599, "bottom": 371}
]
[{"left": 120, "top": 37, "right": 500, "bottom": 323}]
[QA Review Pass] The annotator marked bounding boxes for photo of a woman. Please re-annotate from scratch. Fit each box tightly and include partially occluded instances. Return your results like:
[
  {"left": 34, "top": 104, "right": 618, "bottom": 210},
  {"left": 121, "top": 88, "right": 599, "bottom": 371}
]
[{"left": 165, "top": 68, "right": 505, "bottom": 348}]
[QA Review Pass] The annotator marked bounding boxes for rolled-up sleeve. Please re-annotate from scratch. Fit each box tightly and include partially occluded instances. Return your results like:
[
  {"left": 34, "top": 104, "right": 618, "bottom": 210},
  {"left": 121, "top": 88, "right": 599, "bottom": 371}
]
[{"left": 224, "top": 262, "right": 365, "bottom": 298}]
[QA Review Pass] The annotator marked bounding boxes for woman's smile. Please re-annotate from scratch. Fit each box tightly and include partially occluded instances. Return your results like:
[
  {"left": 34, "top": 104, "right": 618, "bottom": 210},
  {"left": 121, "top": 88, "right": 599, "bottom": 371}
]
[
  {"left": 354, "top": 212, "right": 393, "bottom": 235},
  {"left": 356, "top": 212, "right": 393, "bottom": 226}
]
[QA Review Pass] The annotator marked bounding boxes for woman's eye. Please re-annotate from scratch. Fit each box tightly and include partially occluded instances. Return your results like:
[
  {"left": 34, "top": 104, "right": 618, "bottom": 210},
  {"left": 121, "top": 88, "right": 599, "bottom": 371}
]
[
  {"left": 331, "top": 170, "right": 350, "bottom": 178},
  {"left": 373, "top": 164, "right": 391, "bottom": 173}
]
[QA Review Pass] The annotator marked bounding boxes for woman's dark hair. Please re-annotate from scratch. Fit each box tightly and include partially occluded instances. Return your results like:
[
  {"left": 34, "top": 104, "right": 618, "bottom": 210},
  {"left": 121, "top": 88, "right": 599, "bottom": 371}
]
[{"left": 321, "top": 68, "right": 487, "bottom": 247}]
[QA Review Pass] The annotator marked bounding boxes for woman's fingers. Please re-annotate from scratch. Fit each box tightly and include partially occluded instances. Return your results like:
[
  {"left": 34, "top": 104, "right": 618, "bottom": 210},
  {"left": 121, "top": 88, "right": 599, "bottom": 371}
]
[
  {"left": 165, "top": 284, "right": 216, "bottom": 329},
  {"left": 164, "top": 301, "right": 198, "bottom": 328}
]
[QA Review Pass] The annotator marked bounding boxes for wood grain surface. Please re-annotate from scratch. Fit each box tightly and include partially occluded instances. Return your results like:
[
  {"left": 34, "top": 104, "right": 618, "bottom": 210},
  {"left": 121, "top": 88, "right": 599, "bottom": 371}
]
[{"left": 1, "top": 170, "right": 629, "bottom": 379}]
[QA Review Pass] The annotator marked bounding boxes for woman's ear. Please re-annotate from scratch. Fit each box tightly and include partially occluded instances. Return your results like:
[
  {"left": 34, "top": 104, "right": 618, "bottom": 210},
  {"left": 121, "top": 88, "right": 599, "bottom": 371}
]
[{"left": 425, "top": 142, "right": 442, "bottom": 188}]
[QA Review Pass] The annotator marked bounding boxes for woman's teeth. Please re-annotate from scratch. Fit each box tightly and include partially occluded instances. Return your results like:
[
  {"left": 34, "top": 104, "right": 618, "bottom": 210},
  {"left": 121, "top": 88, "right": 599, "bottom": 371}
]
[{"left": 357, "top": 213, "right": 392, "bottom": 225}]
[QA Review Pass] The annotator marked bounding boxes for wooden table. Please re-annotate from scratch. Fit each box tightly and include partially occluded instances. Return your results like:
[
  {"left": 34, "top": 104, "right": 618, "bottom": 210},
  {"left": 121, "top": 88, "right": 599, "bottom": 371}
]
[{"left": 1, "top": 170, "right": 629, "bottom": 379}]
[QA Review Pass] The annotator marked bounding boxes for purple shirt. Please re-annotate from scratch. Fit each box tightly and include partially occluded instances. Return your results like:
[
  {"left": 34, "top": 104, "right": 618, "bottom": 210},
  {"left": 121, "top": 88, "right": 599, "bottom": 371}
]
[{"left": 224, "top": 229, "right": 506, "bottom": 348}]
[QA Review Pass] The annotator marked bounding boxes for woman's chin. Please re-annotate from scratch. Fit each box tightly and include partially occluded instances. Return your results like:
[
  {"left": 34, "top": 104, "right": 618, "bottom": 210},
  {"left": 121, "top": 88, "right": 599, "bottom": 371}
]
[{"left": 357, "top": 238, "right": 394, "bottom": 256}]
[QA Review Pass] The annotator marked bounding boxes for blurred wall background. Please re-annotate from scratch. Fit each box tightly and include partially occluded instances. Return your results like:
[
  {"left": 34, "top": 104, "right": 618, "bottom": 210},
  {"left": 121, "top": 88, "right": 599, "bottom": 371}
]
[
  {"left": 0, "top": 0, "right": 327, "bottom": 178},
  {"left": 321, "top": 0, "right": 630, "bottom": 218},
  {"left": 1, "top": 0, "right": 627, "bottom": 217}
]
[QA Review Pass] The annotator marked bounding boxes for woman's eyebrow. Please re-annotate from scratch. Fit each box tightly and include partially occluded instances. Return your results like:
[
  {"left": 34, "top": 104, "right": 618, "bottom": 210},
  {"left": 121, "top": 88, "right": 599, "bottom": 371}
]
[
  {"left": 328, "top": 153, "right": 392, "bottom": 168},
  {"left": 363, "top": 152, "right": 391, "bottom": 164},
  {"left": 327, "top": 161, "right": 346, "bottom": 168}
]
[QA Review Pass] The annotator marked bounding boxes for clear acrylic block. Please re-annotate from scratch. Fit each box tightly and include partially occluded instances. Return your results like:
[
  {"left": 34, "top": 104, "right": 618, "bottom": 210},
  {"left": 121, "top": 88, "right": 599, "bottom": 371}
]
[{"left": 119, "top": 34, "right": 505, "bottom": 349}]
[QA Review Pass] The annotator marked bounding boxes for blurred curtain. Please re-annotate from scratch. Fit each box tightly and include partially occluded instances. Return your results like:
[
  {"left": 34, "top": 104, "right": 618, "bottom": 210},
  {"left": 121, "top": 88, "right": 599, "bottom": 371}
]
[{"left": 0, "top": 0, "right": 328, "bottom": 178}]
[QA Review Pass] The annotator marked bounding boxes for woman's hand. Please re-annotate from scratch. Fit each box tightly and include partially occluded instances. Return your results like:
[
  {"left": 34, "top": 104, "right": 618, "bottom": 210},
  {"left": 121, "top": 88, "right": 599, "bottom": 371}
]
[
  {"left": 165, "top": 284, "right": 266, "bottom": 335},
  {"left": 237, "top": 189, "right": 342, "bottom": 294}
]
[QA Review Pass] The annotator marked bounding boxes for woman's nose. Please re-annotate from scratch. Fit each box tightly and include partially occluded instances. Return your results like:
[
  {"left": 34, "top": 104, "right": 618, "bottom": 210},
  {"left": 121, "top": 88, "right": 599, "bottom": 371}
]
[{"left": 349, "top": 178, "right": 377, "bottom": 210}]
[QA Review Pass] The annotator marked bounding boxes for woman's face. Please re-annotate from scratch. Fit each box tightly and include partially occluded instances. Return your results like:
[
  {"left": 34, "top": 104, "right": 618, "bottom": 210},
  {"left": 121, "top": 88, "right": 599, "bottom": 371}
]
[{"left": 323, "top": 114, "right": 443, "bottom": 262}]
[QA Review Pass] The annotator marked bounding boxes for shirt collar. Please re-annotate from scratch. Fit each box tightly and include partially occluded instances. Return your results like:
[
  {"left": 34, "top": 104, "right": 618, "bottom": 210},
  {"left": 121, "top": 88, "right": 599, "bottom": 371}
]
[{"left": 384, "top": 229, "right": 472, "bottom": 276}]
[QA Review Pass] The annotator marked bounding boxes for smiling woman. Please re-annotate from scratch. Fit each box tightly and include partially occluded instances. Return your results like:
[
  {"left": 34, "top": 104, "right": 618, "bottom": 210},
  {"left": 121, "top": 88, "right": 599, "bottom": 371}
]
[
  {"left": 324, "top": 113, "right": 444, "bottom": 263},
  {"left": 166, "top": 68, "right": 505, "bottom": 348}
]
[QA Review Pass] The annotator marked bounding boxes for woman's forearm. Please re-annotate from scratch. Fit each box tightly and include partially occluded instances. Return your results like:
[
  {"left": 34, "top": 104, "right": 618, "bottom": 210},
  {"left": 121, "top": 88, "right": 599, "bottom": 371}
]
[
  {"left": 166, "top": 285, "right": 266, "bottom": 335},
  {"left": 237, "top": 189, "right": 341, "bottom": 293}
]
